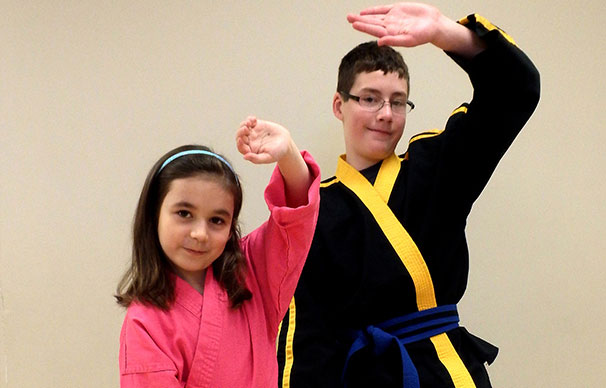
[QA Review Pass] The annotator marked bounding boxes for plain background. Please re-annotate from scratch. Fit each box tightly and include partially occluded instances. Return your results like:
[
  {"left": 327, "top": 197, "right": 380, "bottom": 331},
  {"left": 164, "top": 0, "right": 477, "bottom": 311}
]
[{"left": 1, "top": 1, "right": 605, "bottom": 387}]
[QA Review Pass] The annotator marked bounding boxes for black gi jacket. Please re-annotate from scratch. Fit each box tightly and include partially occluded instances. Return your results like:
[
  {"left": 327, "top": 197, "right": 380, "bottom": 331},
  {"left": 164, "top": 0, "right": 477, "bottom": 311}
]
[{"left": 277, "top": 14, "right": 540, "bottom": 388}]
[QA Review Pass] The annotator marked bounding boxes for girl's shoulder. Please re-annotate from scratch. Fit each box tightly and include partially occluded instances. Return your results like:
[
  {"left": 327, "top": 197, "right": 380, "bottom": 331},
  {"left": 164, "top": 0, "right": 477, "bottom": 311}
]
[{"left": 124, "top": 300, "right": 164, "bottom": 320}]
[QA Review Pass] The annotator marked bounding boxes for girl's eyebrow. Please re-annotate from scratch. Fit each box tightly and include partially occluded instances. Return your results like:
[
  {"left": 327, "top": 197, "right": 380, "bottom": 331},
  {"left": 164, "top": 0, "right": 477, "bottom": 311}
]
[
  {"left": 171, "top": 201, "right": 233, "bottom": 218},
  {"left": 212, "top": 208, "right": 233, "bottom": 218},
  {"left": 171, "top": 201, "right": 195, "bottom": 209}
]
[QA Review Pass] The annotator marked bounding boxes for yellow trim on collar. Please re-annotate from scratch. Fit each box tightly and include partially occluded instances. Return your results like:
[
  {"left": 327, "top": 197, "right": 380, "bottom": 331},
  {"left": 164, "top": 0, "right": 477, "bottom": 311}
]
[
  {"left": 336, "top": 155, "right": 437, "bottom": 310},
  {"left": 336, "top": 155, "right": 477, "bottom": 387},
  {"left": 374, "top": 153, "right": 401, "bottom": 203}
]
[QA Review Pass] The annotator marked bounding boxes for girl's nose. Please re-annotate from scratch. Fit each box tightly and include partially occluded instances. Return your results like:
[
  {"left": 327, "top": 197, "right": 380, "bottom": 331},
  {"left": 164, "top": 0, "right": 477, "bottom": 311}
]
[{"left": 190, "top": 222, "right": 208, "bottom": 241}]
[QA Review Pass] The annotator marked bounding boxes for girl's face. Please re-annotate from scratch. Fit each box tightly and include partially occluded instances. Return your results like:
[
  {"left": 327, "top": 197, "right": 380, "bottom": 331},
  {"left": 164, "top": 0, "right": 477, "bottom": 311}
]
[{"left": 157, "top": 175, "right": 235, "bottom": 291}]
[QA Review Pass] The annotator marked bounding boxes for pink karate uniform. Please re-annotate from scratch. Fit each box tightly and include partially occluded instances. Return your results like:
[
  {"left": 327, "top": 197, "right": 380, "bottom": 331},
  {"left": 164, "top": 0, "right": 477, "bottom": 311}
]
[{"left": 119, "top": 151, "right": 320, "bottom": 388}]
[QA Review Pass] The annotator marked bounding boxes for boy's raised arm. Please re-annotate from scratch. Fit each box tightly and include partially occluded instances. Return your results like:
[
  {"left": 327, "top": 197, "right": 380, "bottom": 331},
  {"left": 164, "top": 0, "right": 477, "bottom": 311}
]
[
  {"left": 347, "top": 2, "right": 486, "bottom": 59},
  {"left": 236, "top": 116, "right": 312, "bottom": 208}
]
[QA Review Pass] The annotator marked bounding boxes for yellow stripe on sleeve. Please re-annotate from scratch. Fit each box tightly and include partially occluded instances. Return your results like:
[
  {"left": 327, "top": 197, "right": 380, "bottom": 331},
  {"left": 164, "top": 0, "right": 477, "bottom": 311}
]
[
  {"left": 459, "top": 14, "right": 517, "bottom": 46},
  {"left": 281, "top": 297, "right": 297, "bottom": 388}
]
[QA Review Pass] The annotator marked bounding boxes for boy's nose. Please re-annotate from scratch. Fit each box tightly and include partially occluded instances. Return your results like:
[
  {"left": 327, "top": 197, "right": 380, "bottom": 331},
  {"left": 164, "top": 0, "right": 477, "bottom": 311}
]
[{"left": 376, "top": 103, "right": 393, "bottom": 121}]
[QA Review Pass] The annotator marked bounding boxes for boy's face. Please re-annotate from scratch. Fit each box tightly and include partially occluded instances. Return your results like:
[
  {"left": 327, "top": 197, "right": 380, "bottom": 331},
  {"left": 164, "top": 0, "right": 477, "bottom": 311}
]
[{"left": 333, "top": 70, "right": 409, "bottom": 171}]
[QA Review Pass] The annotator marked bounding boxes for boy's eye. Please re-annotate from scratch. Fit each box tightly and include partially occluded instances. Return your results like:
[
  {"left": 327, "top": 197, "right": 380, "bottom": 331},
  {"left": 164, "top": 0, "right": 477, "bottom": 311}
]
[
  {"left": 390, "top": 99, "right": 406, "bottom": 107},
  {"left": 360, "top": 94, "right": 380, "bottom": 105}
]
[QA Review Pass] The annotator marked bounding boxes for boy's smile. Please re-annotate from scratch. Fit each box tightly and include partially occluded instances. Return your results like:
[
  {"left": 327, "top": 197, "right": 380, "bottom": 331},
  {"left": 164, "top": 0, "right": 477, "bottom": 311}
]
[{"left": 333, "top": 70, "right": 409, "bottom": 171}]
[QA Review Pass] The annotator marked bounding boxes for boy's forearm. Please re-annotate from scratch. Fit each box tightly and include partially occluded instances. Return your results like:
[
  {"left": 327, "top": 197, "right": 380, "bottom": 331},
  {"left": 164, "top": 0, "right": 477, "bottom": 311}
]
[
  {"left": 277, "top": 142, "right": 312, "bottom": 208},
  {"left": 432, "top": 14, "right": 486, "bottom": 59}
]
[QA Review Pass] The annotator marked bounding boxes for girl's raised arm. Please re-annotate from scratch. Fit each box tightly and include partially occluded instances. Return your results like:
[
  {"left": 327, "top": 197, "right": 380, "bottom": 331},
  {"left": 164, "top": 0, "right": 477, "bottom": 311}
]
[{"left": 236, "top": 116, "right": 312, "bottom": 208}]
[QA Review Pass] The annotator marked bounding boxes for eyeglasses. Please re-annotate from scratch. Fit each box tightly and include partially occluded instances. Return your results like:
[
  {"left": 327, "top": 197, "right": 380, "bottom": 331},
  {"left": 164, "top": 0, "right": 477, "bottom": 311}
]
[{"left": 339, "top": 91, "right": 414, "bottom": 115}]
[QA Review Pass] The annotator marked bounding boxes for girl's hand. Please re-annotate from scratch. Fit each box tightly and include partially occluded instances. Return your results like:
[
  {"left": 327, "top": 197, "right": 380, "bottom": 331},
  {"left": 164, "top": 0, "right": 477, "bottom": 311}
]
[
  {"left": 236, "top": 115, "right": 312, "bottom": 207},
  {"left": 236, "top": 116, "right": 293, "bottom": 165}
]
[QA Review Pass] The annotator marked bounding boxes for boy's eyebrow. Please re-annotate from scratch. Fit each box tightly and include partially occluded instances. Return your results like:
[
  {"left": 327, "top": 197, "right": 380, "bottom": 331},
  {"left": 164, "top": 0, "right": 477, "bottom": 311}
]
[{"left": 357, "top": 87, "right": 407, "bottom": 98}]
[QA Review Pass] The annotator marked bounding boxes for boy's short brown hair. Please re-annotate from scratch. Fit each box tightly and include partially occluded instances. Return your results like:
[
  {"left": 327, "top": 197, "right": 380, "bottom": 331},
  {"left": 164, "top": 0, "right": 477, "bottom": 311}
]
[{"left": 337, "top": 41, "right": 410, "bottom": 97}]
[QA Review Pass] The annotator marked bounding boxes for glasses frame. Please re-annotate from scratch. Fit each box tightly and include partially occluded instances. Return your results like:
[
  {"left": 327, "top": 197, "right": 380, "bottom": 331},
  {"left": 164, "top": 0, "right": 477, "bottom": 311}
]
[{"left": 339, "top": 91, "right": 415, "bottom": 114}]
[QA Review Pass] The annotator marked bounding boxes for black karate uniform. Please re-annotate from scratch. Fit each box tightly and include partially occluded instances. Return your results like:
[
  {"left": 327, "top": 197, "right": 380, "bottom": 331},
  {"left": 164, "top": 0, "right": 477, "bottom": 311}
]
[{"left": 277, "top": 14, "right": 540, "bottom": 388}]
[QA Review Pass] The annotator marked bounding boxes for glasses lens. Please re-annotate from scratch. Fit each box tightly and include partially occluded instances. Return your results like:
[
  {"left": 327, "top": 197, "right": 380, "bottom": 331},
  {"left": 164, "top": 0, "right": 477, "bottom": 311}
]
[
  {"left": 357, "top": 93, "right": 381, "bottom": 111},
  {"left": 356, "top": 93, "right": 412, "bottom": 115},
  {"left": 390, "top": 100, "right": 408, "bottom": 115}
]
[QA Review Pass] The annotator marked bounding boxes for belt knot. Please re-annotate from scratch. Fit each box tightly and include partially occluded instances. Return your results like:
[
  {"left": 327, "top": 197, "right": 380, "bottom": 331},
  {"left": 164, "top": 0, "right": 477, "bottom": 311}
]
[{"left": 342, "top": 304, "right": 460, "bottom": 388}]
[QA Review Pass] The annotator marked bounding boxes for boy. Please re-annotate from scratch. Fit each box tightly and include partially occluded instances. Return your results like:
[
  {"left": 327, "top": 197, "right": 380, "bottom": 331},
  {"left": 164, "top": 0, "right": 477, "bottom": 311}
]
[{"left": 277, "top": 3, "right": 540, "bottom": 388}]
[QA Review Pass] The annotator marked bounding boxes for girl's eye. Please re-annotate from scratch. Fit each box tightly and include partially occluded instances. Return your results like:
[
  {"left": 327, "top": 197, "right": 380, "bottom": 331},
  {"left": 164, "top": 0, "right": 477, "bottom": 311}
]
[
  {"left": 210, "top": 217, "right": 226, "bottom": 225},
  {"left": 210, "top": 217, "right": 227, "bottom": 225},
  {"left": 176, "top": 210, "right": 191, "bottom": 218}
]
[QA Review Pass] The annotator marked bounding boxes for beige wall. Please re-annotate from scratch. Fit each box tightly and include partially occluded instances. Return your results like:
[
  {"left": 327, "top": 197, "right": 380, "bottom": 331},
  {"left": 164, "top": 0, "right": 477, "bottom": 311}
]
[{"left": 2, "top": 1, "right": 605, "bottom": 387}]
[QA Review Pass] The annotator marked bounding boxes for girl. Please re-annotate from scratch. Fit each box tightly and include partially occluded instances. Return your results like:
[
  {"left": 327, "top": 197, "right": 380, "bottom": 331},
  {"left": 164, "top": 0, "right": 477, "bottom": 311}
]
[{"left": 115, "top": 116, "right": 320, "bottom": 387}]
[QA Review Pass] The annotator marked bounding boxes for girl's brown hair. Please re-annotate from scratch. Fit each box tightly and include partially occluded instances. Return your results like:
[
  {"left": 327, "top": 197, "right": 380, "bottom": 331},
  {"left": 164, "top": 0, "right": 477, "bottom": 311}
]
[{"left": 115, "top": 145, "right": 252, "bottom": 310}]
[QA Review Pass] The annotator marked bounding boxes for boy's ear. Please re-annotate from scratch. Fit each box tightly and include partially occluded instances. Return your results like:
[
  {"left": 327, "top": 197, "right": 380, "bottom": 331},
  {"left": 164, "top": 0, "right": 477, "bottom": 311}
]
[{"left": 332, "top": 92, "right": 344, "bottom": 121}]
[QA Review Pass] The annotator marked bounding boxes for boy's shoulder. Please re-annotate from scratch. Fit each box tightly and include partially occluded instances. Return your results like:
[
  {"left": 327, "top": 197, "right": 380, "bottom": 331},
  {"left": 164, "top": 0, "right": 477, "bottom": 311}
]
[{"left": 320, "top": 175, "right": 339, "bottom": 188}]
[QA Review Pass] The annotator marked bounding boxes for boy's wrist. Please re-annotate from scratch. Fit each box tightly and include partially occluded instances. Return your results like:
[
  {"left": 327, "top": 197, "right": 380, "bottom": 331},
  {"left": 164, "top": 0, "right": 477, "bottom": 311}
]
[
  {"left": 434, "top": 16, "right": 486, "bottom": 58},
  {"left": 431, "top": 14, "right": 458, "bottom": 49}
]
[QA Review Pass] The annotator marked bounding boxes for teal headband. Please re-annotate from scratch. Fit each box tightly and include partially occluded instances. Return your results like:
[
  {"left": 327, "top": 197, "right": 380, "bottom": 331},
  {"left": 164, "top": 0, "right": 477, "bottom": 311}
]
[{"left": 158, "top": 150, "right": 238, "bottom": 183}]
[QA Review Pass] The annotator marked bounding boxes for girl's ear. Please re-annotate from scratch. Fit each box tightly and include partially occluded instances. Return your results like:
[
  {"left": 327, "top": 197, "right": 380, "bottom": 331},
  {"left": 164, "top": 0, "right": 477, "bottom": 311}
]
[{"left": 332, "top": 92, "right": 344, "bottom": 121}]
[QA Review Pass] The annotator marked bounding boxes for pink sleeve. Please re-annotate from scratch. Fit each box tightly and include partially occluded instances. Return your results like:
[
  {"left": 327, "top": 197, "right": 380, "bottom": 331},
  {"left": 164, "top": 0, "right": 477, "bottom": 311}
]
[
  {"left": 121, "top": 373, "right": 184, "bottom": 388},
  {"left": 119, "top": 309, "right": 183, "bottom": 388},
  {"left": 240, "top": 150, "right": 321, "bottom": 332}
]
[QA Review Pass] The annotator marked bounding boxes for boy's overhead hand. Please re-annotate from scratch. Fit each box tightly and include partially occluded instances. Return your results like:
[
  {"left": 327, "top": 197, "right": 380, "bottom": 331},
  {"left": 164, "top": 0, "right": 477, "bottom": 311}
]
[
  {"left": 236, "top": 116, "right": 292, "bottom": 165},
  {"left": 347, "top": 2, "right": 443, "bottom": 47},
  {"left": 347, "top": 2, "right": 485, "bottom": 58}
]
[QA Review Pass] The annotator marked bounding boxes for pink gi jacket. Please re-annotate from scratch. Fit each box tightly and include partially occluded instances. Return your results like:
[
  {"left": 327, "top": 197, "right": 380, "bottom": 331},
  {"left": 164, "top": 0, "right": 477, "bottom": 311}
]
[{"left": 119, "top": 151, "right": 320, "bottom": 387}]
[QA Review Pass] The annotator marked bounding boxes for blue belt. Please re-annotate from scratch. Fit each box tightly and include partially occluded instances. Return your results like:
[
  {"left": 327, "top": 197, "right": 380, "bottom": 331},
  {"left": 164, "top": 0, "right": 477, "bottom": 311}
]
[{"left": 342, "top": 304, "right": 460, "bottom": 388}]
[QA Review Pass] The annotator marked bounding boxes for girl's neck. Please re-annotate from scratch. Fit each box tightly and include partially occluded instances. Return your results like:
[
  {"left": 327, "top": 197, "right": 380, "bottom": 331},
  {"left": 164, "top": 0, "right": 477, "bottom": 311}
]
[
  {"left": 190, "top": 271, "right": 206, "bottom": 294},
  {"left": 174, "top": 268, "right": 207, "bottom": 295}
]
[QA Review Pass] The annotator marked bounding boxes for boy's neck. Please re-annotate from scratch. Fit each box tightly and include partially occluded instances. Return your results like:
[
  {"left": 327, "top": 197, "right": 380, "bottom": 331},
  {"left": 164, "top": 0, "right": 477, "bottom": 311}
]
[{"left": 344, "top": 153, "right": 386, "bottom": 171}]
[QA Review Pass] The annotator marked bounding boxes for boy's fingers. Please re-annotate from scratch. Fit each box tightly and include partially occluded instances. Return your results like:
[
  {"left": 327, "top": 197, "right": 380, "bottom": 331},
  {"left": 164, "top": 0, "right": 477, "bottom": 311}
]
[
  {"left": 352, "top": 22, "right": 387, "bottom": 37},
  {"left": 358, "top": 5, "right": 392, "bottom": 16},
  {"left": 378, "top": 35, "right": 411, "bottom": 47},
  {"left": 349, "top": 14, "right": 384, "bottom": 25}
]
